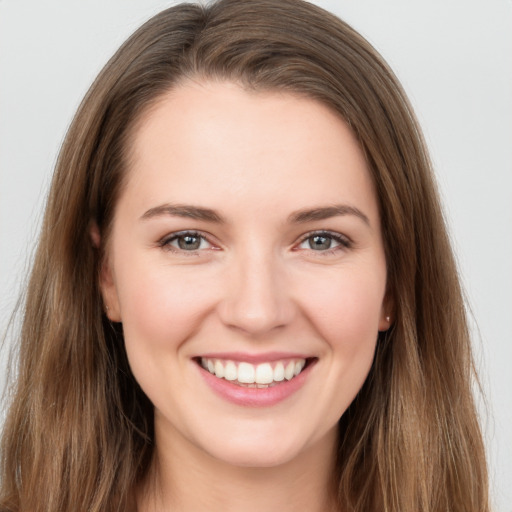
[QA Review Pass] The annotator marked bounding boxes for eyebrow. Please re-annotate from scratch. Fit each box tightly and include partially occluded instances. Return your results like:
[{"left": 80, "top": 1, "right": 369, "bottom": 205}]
[
  {"left": 288, "top": 204, "right": 370, "bottom": 226},
  {"left": 140, "top": 203, "right": 225, "bottom": 223},
  {"left": 140, "top": 202, "right": 370, "bottom": 226}
]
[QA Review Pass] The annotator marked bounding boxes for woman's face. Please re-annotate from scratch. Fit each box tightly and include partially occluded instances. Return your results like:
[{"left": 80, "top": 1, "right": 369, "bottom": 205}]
[{"left": 101, "top": 81, "right": 390, "bottom": 468}]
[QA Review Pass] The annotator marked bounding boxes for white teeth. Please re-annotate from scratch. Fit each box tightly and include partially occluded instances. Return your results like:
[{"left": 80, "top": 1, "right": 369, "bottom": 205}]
[
  {"left": 214, "top": 360, "right": 224, "bottom": 379},
  {"left": 294, "top": 360, "right": 305, "bottom": 376},
  {"left": 238, "top": 362, "right": 255, "bottom": 384},
  {"left": 200, "top": 357, "right": 308, "bottom": 385},
  {"left": 273, "top": 362, "right": 285, "bottom": 381},
  {"left": 284, "top": 361, "right": 295, "bottom": 380},
  {"left": 224, "top": 361, "right": 237, "bottom": 381},
  {"left": 255, "top": 363, "right": 273, "bottom": 384}
]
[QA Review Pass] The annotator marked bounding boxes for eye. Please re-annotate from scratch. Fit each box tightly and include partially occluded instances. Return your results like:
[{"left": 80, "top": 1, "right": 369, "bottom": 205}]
[
  {"left": 297, "top": 231, "right": 350, "bottom": 252},
  {"left": 160, "top": 231, "right": 213, "bottom": 252}
]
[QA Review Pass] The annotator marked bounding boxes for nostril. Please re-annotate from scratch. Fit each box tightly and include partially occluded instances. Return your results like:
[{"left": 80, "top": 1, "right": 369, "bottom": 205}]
[
  {"left": 216, "top": 261, "right": 296, "bottom": 335},
  {"left": 217, "top": 293, "right": 296, "bottom": 335}
]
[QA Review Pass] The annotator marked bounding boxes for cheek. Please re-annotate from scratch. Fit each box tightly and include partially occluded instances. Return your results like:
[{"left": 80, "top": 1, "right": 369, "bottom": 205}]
[
  {"left": 299, "top": 265, "right": 386, "bottom": 353},
  {"left": 115, "top": 265, "right": 221, "bottom": 408},
  {"left": 287, "top": 265, "right": 386, "bottom": 428},
  {"left": 114, "top": 263, "right": 218, "bottom": 356}
]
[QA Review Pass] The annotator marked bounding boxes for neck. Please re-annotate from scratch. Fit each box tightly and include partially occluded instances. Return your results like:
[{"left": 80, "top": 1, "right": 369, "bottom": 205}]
[{"left": 137, "top": 422, "right": 339, "bottom": 512}]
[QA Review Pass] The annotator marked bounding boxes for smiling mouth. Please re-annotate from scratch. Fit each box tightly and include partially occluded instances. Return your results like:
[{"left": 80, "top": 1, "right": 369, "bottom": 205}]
[{"left": 196, "top": 357, "right": 314, "bottom": 388}]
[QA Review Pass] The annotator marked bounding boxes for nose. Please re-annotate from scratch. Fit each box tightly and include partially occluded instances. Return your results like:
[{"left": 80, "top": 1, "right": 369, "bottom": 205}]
[{"left": 217, "top": 250, "right": 296, "bottom": 336}]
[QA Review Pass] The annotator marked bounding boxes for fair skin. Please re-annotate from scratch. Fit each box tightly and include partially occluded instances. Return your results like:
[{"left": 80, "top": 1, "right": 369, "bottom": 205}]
[{"left": 100, "top": 80, "right": 390, "bottom": 512}]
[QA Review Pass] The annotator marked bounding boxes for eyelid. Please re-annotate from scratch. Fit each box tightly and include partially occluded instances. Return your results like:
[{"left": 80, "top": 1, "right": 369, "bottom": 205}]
[
  {"left": 294, "top": 230, "right": 352, "bottom": 252},
  {"left": 157, "top": 229, "right": 351, "bottom": 255},
  {"left": 158, "top": 230, "right": 220, "bottom": 253}
]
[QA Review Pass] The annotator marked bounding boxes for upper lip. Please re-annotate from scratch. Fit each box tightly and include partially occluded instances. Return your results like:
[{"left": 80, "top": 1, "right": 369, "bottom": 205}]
[{"left": 194, "top": 351, "right": 313, "bottom": 364}]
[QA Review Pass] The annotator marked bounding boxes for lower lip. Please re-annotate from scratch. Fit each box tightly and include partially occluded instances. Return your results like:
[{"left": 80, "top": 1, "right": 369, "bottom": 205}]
[{"left": 197, "top": 361, "right": 315, "bottom": 407}]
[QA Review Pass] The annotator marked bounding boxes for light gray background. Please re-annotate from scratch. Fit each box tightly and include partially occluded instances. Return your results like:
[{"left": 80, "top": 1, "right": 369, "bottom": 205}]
[{"left": 0, "top": 1, "right": 510, "bottom": 510}]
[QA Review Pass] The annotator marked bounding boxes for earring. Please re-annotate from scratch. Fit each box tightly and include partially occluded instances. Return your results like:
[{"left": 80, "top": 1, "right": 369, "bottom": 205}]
[{"left": 385, "top": 316, "right": 390, "bottom": 323}]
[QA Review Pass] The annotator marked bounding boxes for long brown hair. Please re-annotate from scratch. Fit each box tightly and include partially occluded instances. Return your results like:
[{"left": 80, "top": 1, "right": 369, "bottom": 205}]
[{"left": 0, "top": 1, "right": 489, "bottom": 510}]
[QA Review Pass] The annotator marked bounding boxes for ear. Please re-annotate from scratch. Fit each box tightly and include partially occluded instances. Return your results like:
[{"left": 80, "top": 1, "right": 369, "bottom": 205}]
[
  {"left": 99, "top": 259, "right": 122, "bottom": 322},
  {"left": 90, "top": 221, "right": 101, "bottom": 248},
  {"left": 378, "top": 291, "right": 394, "bottom": 332},
  {"left": 90, "top": 222, "right": 122, "bottom": 322}
]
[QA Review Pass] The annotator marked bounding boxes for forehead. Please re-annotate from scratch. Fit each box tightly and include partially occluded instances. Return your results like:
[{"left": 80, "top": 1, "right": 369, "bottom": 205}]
[{"left": 120, "top": 80, "right": 379, "bottom": 224}]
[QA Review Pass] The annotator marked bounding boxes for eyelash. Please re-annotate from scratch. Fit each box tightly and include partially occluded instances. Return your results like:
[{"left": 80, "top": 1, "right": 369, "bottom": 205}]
[
  {"left": 158, "top": 230, "right": 215, "bottom": 255},
  {"left": 158, "top": 230, "right": 351, "bottom": 255},
  {"left": 295, "top": 230, "right": 352, "bottom": 255}
]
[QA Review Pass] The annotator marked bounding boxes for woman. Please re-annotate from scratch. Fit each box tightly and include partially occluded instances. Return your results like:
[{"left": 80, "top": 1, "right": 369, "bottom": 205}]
[{"left": 0, "top": 0, "right": 489, "bottom": 511}]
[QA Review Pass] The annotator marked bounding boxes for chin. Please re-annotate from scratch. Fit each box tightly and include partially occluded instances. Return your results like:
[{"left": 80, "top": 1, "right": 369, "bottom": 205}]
[
  {"left": 208, "top": 443, "right": 302, "bottom": 469},
  {"left": 194, "top": 426, "right": 323, "bottom": 470}
]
